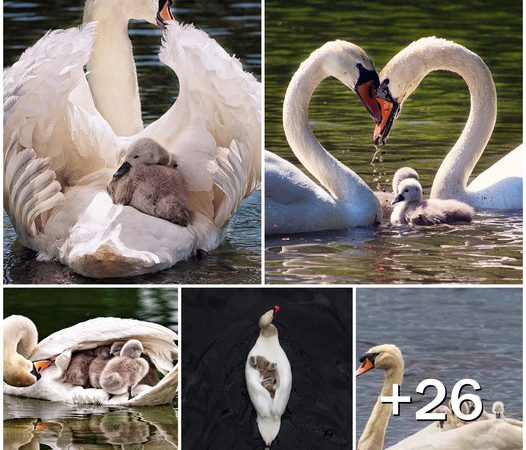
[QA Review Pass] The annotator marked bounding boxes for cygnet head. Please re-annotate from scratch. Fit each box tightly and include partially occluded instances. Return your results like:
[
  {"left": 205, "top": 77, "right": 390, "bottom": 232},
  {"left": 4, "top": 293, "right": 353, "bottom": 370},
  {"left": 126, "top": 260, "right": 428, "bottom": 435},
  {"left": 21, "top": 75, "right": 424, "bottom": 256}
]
[
  {"left": 259, "top": 305, "right": 280, "bottom": 329},
  {"left": 392, "top": 178, "right": 423, "bottom": 204},
  {"left": 492, "top": 401, "right": 504, "bottom": 418},
  {"left": 120, "top": 340, "right": 144, "bottom": 358},
  {"left": 305, "top": 41, "right": 382, "bottom": 123},
  {"left": 356, "top": 344, "right": 404, "bottom": 375},
  {"left": 392, "top": 167, "right": 419, "bottom": 194},
  {"left": 84, "top": 0, "right": 174, "bottom": 28},
  {"left": 110, "top": 341, "right": 125, "bottom": 357},
  {"left": 113, "top": 138, "right": 176, "bottom": 179}
]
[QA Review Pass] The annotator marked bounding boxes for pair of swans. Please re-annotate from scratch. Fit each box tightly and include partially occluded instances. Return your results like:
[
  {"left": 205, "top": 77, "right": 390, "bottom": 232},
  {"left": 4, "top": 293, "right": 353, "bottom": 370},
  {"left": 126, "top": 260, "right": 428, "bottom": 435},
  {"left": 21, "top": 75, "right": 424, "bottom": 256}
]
[
  {"left": 357, "top": 344, "right": 522, "bottom": 449},
  {"left": 4, "top": 0, "right": 260, "bottom": 277},
  {"left": 246, "top": 307, "right": 292, "bottom": 447},
  {"left": 265, "top": 37, "right": 522, "bottom": 235},
  {"left": 3, "top": 315, "right": 178, "bottom": 406}
]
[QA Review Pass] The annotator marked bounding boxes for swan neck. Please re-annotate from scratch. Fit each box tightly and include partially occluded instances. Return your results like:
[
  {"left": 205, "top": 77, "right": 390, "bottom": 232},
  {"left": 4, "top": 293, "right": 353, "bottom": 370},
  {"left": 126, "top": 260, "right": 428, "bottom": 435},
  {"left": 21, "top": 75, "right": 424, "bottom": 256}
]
[
  {"left": 260, "top": 324, "right": 278, "bottom": 338},
  {"left": 358, "top": 366, "right": 403, "bottom": 450},
  {"left": 416, "top": 43, "right": 497, "bottom": 200},
  {"left": 84, "top": 16, "right": 143, "bottom": 136},
  {"left": 3, "top": 317, "right": 37, "bottom": 359},
  {"left": 282, "top": 54, "right": 374, "bottom": 202}
]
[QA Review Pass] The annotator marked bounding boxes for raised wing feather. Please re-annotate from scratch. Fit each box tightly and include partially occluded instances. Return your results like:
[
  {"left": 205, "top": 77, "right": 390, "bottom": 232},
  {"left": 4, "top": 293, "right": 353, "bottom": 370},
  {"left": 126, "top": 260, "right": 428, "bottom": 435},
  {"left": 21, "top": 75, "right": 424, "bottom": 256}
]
[{"left": 246, "top": 364, "right": 273, "bottom": 418}]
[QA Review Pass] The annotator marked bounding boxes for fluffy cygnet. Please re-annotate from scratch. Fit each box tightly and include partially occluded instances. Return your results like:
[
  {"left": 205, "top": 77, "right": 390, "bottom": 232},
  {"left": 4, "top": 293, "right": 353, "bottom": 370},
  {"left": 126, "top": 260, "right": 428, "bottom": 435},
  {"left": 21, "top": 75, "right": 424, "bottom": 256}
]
[
  {"left": 375, "top": 167, "right": 420, "bottom": 219},
  {"left": 391, "top": 178, "right": 474, "bottom": 226},
  {"left": 88, "top": 345, "right": 111, "bottom": 389},
  {"left": 249, "top": 355, "right": 278, "bottom": 398},
  {"left": 63, "top": 349, "right": 95, "bottom": 388},
  {"left": 108, "top": 138, "right": 194, "bottom": 227},
  {"left": 492, "top": 401, "right": 504, "bottom": 419},
  {"left": 109, "top": 341, "right": 158, "bottom": 387},
  {"left": 100, "top": 340, "right": 149, "bottom": 398}
]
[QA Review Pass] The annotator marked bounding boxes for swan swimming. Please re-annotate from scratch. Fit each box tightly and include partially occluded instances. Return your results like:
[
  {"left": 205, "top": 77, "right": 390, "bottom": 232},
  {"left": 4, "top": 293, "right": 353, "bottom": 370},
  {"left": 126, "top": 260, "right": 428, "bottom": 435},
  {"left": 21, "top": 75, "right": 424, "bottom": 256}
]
[
  {"left": 265, "top": 41, "right": 383, "bottom": 235},
  {"left": 356, "top": 344, "right": 522, "bottom": 449},
  {"left": 373, "top": 37, "right": 522, "bottom": 211},
  {"left": 246, "top": 306, "right": 292, "bottom": 447},
  {"left": 375, "top": 167, "right": 420, "bottom": 219},
  {"left": 3, "top": 315, "right": 178, "bottom": 406},
  {"left": 4, "top": 0, "right": 260, "bottom": 278},
  {"left": 391, "top": 178, "right": 474, "bottom": 226}
]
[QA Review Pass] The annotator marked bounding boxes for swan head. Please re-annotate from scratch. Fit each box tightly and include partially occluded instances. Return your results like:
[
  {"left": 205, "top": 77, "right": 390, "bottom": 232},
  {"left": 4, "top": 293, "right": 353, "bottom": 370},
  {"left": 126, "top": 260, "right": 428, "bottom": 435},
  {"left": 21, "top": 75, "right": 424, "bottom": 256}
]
[
  {"left": 120, "top": 339, "right": 144, "bottom": 358},
  {"left": 113, "top": 138, "right": 176, "bottom": 178},
  {"left": 313, "top": 41, "right": 382, "bottom": 123},
  {"left": 373, "top": 37, "right": 451, "bottom": 145},
  {"left": 110, "top": 341, "right": 125, "bottom": 356},
  {"left": 84, "top": 0, "right": 174, "bottom": 28},
  {"left": 3, "top": 315, "right": 52, "bottom": 387},
  {"left": 356, "top": 344, "right": 403, "bottom": 376},
  {"left": 259, "top": 305, "right": 280, "bottom": 329},
  {"left": 392, "top": 178, "right": 423, "bottom": 204}
]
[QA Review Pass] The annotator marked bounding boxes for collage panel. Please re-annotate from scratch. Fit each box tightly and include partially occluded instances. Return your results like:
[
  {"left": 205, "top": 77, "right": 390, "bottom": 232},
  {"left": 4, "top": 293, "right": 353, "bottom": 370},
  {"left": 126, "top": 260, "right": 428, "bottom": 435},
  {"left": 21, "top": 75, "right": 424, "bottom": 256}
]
[
  {"left": 355, "top": 288, "right": 523, "bottom": 448},
  {"left": 181, "top": 288, "right": 352, "bottom": 449},
  {"left": 4, "top": 0, "right": 261, "bottom": 285},
  {"left": 264, "top": 0, "right": 522, "bottom": 284},
  {"left": 3, "top": 288, "right": 179, "bottom": 448}
]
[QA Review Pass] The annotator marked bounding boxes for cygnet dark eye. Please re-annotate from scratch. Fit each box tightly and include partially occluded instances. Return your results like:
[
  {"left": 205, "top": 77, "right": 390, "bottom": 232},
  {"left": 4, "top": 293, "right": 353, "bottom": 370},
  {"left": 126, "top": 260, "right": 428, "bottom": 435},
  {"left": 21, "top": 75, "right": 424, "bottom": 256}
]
[
  {"left": 133, "top": 155, "right": 139, "bottom": 159},
  {"left": 404, "top": 189, "right": 409, "bottom": 193}
]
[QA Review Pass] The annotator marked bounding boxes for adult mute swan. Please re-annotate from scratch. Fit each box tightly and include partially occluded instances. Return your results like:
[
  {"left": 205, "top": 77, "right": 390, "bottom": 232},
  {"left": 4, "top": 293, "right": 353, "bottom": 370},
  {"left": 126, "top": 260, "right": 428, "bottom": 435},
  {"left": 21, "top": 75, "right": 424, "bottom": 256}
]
[
  {"left": 4, "top": 0, "right": 260, "bottom": 278},
  {"left": 3, "top": 315, "right": 178, "bottom": 406},
  {"left": 265, "top": 41, "right": 383, "bottom": 235},
  {"left": 356, "top": 344, "right": 523, "bottom": 449},
  {"left": 373, "top": 37, "right": 522, "bottom": 211},
  {"left": 246, "top": 306, "right": 292, "bottom": 447}
]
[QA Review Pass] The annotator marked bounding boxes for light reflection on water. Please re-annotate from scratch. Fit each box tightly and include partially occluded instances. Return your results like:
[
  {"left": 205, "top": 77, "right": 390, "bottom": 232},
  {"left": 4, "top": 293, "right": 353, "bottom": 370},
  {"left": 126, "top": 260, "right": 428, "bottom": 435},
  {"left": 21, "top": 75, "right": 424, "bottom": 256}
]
[
  {"left": 3, "top": 0, "right": 261, "bottom": 284},
  {"left": 356, "top": 288, "right": 522, "bottom": 446},
  {"left": 265, "top": 0, "right": 522, "bottom": 284}
]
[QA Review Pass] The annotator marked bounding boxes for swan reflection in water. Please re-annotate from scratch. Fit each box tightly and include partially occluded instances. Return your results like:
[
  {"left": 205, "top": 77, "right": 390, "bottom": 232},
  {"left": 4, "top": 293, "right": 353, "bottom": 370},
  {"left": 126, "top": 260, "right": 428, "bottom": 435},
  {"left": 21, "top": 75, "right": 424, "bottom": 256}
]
[{"left": 4, "top": 396, "right": 178, "bottom": 449}]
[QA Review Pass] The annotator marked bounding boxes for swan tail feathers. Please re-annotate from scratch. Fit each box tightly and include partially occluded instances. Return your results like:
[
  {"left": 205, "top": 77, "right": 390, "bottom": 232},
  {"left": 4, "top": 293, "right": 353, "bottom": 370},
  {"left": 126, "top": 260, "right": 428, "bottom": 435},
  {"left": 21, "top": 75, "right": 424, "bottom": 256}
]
[
  {"left": 257, "top": 416, "right": 281, "bottom": 447},
  {"left": 4, "top": 139, "right": 64, "bottom": 238}
]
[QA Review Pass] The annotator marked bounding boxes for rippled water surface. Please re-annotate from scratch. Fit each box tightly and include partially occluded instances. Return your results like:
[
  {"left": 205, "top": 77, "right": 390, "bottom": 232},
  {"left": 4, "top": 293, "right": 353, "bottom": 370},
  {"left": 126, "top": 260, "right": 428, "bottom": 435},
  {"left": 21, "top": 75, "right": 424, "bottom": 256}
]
[
  {"left": 4, "top": 0, "right": 261, "bottom": 284},
  {"left": 4, "top": 288, "right": 179, "bottom": 448},
  {"left": 356, "top": 288, "right": 522, "bottom": 446},
  {"left": 265, "top": 0, "right": 522, "bottom": 284},
  {"left": 182, "top": 288, "right": 352, "bottom": 449}
]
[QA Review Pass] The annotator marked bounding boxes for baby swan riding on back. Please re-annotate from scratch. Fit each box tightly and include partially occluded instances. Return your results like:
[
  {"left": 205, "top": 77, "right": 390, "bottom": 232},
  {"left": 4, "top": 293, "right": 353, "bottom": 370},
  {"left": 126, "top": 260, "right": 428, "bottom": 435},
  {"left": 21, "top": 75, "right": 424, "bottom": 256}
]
[
  {"left": 391, "top": 178, "right": 474, "bottom": 226},
  {"left": 108, "top": 138, "right": 193, "bottom": 227}
]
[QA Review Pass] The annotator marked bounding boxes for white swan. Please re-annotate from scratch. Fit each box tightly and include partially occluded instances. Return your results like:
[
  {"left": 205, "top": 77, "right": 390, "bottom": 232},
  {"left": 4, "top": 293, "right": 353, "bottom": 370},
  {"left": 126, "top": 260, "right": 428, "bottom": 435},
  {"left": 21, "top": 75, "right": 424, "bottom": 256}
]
[
  {"left": 3, "top": 315, "right": 178, "bottom": 406},
  {"left": 373, "top": 37, "right": 522, "bottom": 211},
  {"left": 246, "top": 306, "right": 292, "bottom": 447},
  {"left": 357, "top": 344, "right": 523, "bottom": 449},
  {"left": 375, "top": 167, "right": 420, "bottom": 219},
  {"left": 4, "top": 0, "right": 260, "bottom": 278},
  {"left": 265, "top": 41, "right": 383, "bottom": 234}
]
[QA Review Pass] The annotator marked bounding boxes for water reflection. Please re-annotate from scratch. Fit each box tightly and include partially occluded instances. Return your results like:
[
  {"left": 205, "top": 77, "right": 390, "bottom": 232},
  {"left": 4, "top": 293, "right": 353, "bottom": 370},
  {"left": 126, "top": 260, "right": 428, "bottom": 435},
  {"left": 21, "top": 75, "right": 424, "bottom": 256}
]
[
  {"left": 4, "top": 396, "right": 178, "bottom": 449},
  {"left": 265, "top": 0, "right": 522, "bottom": 284},
  {"left": 3, "top": 0, "right": 261, "bottom": 284}
]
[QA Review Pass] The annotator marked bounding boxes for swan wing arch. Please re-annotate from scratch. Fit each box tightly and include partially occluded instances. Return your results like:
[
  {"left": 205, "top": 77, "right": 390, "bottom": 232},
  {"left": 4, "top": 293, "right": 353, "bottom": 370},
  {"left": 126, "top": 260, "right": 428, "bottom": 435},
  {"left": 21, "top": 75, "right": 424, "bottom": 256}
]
[
  {"left": 140, "top": 21, "right": 261, "bottom": 227},
  {"left": 272, "top": 360, "right": 292, "bottom": 416},
  {"left": 246, "top": 364, "right": 273, "bottom": 418},
  {"left": 31, "top": 318, "right": 178, "bottom": 374}
]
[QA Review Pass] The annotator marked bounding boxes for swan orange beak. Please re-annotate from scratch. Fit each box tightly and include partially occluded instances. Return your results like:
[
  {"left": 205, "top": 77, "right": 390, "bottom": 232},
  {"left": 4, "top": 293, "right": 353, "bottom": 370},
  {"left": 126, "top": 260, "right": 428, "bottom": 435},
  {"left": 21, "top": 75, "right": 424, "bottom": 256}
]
[
  {"left": 157, "top": 0, "right": 175, "bottom": 28},
  {"left": 356, "top": 357, "right": 375, "bottom": 376},
  {"left": 356, "top": 80, "right": 382, "bottom": 124},
  {"left": 33, "top": 360, "right": 52, "bottom": 372}
]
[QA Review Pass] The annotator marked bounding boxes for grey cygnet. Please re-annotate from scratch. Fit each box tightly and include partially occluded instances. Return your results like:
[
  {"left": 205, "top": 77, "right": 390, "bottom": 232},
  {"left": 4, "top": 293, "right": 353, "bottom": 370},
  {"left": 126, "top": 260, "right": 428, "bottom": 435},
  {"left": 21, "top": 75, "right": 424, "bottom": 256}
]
[
  {"left": 88, "top": 345, "right": 111, "bottom": 389},
  {"left": 108, "top": 138, "right": 194, "bottom": 227},
  {"left": 64, "top": 349, "right": 95, "bottom": 388}
]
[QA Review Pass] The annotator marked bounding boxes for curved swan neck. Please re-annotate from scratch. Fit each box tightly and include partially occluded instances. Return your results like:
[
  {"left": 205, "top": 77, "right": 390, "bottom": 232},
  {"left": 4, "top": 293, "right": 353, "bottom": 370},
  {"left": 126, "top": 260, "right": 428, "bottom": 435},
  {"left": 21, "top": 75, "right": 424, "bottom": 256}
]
[
  {"left": 83, "top": 12, "right": 143, "bottom": 136},
  {"left": 358, "top": 365, "right": 404, "bottom": 450},
  {"left": 393, "top": 39, "right": 496, "bottom": 201},
  {"left": 4, "top": 316, "right": 37, "bottom": 358},
  {"left": 282, "top": 52, "right": 375, "bottom": 202}
]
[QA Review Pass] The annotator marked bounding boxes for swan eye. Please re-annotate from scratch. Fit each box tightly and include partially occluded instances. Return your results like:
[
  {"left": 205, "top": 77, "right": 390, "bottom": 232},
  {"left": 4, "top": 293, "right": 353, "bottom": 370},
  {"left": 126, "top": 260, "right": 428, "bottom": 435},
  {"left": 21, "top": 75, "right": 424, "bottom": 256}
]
[
  {"left": 133, "top": 155, "right": 139, "bottom": 159},
  {"left": 404, "top": 189, "right": 409, "bottom": 193}
]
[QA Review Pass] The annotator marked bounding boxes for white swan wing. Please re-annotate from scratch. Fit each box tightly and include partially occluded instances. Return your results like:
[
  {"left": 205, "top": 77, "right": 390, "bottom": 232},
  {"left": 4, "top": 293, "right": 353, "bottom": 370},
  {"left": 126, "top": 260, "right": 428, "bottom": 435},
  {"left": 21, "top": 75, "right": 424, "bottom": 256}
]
[
  {"left": 31, "top": 318, "right": 178, "bottom": 374},
  {"left": 140, "top": 21, "right": 261, "bottom": 225},
  {"left": 4, "top": 22, "right": 120, "bottom": 184},
  {"left": 245, "top": 364, "right": 273, "bottom": 418},
  {"left": 272, "top": 359, "right": 292, "bottom": 416}
]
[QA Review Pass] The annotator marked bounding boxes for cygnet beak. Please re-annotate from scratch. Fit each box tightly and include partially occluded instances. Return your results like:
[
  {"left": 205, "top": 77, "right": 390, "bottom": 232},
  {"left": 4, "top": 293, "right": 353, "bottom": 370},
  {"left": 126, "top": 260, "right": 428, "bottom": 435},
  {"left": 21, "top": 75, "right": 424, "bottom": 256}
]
[
  {"left": 113, "top": 161, "right": 132, "bottom": 179},
  {"left": 392, "top": 193, "right": 404, "bottom": 205}
]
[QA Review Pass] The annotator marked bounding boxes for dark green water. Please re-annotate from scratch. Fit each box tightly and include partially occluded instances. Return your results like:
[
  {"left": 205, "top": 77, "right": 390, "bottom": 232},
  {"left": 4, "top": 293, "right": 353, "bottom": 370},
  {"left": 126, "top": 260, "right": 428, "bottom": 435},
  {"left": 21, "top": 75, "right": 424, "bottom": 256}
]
[
  {"left": 4, "top": 288, "right": 178, "bottom": 448},
  {"left": 265, "top": 0, "right": 522, "bottom": 284},
  {"left": 3, "top": 0, "right": 261, "bottom": 284}
]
